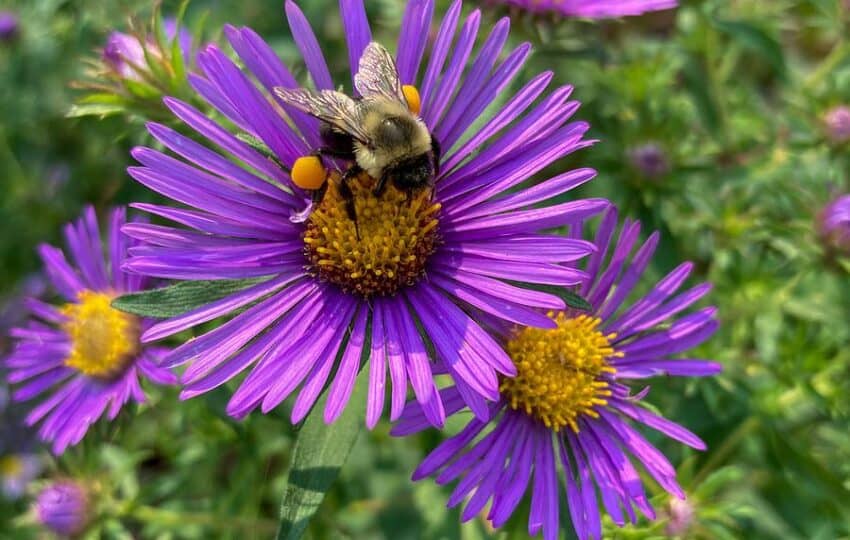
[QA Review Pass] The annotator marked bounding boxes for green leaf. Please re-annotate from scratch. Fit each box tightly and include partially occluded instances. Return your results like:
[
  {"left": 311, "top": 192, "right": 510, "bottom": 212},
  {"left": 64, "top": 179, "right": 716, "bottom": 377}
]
[
  {"left": 66, "top": 103, "right": 126, "bottom": 118},
  {"left": 111, "top": 278, "right": 269, "bottom": 318},
  {"left": 275, "top": 370, "right": 367, "bottom": 540},
  {"left": 712, "top": 18, "right": 786, "bottom": 77}
]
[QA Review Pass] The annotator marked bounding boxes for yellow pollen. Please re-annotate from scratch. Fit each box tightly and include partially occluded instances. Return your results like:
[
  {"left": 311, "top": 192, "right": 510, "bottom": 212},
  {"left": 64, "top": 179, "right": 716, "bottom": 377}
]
[
  {"left": 291, "top": 155, "right": 327, "bottom": 190},
  {"left": 304, "top": 170, "right": 440, "bottom": 297},
  {"left": 61, "top": 291, "right": 140, "bottom": 379},
  {"left": 500, "top": 313, "right": 622, "bottom": 433},
  {"left": 402, "top": 85, "right": 422, "bottom": 115},
  {"left": 0, "top": 456, "right": 22, "bottom": 477}
]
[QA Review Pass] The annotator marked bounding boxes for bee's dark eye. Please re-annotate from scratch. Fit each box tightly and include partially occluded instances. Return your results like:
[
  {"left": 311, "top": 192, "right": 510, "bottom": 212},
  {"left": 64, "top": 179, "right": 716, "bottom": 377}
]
[{"left": 378, "top": 117, "right": 408, "bottom": 144}]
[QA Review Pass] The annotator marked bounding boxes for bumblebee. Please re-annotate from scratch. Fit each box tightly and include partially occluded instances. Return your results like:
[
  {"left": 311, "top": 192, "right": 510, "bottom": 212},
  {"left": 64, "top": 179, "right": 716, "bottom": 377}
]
[{"left": 277, "top": 42, "right": 441, "bottom": 227}]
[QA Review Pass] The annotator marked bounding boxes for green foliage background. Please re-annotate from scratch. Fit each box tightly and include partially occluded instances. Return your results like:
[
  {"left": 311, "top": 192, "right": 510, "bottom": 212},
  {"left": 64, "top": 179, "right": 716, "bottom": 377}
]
[{"left": 1, "top": 0, "right": 849, "bottom": 538}]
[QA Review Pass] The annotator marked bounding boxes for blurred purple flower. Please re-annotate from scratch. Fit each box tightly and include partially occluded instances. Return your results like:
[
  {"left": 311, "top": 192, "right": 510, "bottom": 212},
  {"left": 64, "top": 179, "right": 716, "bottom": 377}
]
[
  {"left": 817, "top": 194, "right": 850, "bottom": 254},
  {"left": 493, "top": 0, "right": 677, "bottom": 18},
  {"left": 393, "top": 206, "right": 720, "bottom": 540},
  {"left": 665, "top": 497, "right": 695, "bottom": 537},
  {"left": 3, "top": 207, "right": 176, "bottom": 454},
  {"left": 103, "top": 18, "right": 194, "bottom": 81},
  {"left": 35, "top": 480, "right": 89, "bottom": 536},
  {"left": 823, "top": 105, "right": 850, "bottom": 144},
  {"left": 0, "top": 453, "right": 42, "bottom": 500},
  {"left": 0, "top": 11, "right": 19, "bottom": 42},
  {"left": 629, "top": 142, "right": 670, "bottom": 179},
  {"left": 123, "top": 0, "right": 607, "bottom": 429}
]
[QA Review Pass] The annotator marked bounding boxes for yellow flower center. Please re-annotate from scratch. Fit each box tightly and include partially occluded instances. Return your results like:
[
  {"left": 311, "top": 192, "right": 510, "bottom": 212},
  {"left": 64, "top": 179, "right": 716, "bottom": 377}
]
[
  {"left": 0, "top": 455, "right": 23, "bottom": 477},
  {"left": 61, "top": 291, "right": 139, "bottom": 379},
  {"left": 500, "top": 313, "right": 622, "bottom": 433},
  {"left": 304, "top": 171, "right": 440, "bottom": 297}
]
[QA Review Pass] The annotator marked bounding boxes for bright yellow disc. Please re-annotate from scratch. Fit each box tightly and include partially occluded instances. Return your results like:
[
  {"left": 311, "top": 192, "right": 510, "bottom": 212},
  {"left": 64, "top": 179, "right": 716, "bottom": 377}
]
[
  {"left": 292, "top": 156, "right": 327, "bottom": 190},
  {"left": 402, "top": 85, "right": 421, "bottom": 116}
]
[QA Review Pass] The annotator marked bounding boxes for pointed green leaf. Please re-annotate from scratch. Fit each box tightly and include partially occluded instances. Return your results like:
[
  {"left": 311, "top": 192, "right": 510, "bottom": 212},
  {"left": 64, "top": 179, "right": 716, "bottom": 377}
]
[
  {"left": 275, "top": 371, "right": 367, "bottom": 540},
  {"left": 111, "top": 278, "right": 269, "bottom": 318}
]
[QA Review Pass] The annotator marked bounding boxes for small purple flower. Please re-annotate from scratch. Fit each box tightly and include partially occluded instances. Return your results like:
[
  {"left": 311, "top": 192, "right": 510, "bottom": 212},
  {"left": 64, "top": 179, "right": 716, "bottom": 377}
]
[
  {"left": 392, "top": 206, "right": 721, "bottom": 540},
  {"left": 0, "top": 453, "right": 42, "bottom": 499},
  {"left": 124, "top": 0, "right": 607, "bottom": 429},
  {"left": 665, "top": 497, "right": 695, "bottom": 537},
  {"left": 3, "top": 207, "right": 176, "bottom": 454},
  {"left": 493, "top": 0, "right": 677, "bottom": 18},
  {"left": 817, "top": 194, "right": 850, "bottom": 254},
  {"left": 0, "top": 11, "right": 19, "bottom": 42},
  {"left": 823, "top": 105, "right": 850, "bottom": 144},
  {"left": 629, "top": 142, "right": 670, "bottom": 179},
  {"left": 103, "top": 18, "right": 194, "bottom": 82},
  {"left": 35, "top": 480, "right": 89, "bottom": 536}
]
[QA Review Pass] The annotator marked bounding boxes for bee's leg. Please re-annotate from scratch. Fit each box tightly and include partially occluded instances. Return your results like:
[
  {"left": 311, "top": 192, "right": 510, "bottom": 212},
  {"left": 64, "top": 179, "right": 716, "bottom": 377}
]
[
  {"left": 311, "top": 182, "right": 328, "bottom": 206},
  {"left": 339, "top": 165, "right": 362, "bottom": 239},
  {"left": 373, "top": 173, "right": 391, "bottom": 199},
  {"left": 431, "top": 136, "right": 442, "bottom": 177}
]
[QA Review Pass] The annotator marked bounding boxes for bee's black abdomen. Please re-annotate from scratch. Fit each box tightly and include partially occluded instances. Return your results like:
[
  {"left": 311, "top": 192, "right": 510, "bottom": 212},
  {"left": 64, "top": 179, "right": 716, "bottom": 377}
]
[{"left": 389, "top": 153, "right": 436, "bottom": 192}]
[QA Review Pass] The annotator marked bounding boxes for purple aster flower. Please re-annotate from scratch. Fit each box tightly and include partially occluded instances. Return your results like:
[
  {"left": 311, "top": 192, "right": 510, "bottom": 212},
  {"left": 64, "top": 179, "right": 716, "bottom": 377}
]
[
  {"left": 3, "top": 207, "right": 176, "bottom": 454},
  {"left": 628, "top": 142, "right": 670, "bottom": 179},
  {"left": 392, "top": 206, "right": 721, "bottom": 540},
  {"left": 123, "top": 0, "right": 608, "bottom": 429},
  {"left": 817, "top": 194, "right": 850, "bottom": 254},
  {"left": 1, "top": 453, "right": 42, "bottom": 499},
  {"left": 823, "top": 105, "right": 850, "bottom": 144},
  {"left": 35, "top": 480, "right": 89, "bottom": 536},
  {"left": 0, "top": 11, "right": 19, "bottom": 42},
  {"left": 493, "top": 0, "right": 677, "bottom": 18},
  {"left": 103, "top": 18, "right": 194, "bottom": 82}
]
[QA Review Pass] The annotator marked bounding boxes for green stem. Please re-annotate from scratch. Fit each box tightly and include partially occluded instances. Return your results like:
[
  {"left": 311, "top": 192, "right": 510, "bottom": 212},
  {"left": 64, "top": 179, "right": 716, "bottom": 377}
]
[
  {"left": 130, "top": 504, "right": 277, "bottom": 533},
  {"left": 805, "top": 40, "right": 850, "bottom": 90},
  {"left": 692, "top": 416, "right": 760, "bottom": 487}
]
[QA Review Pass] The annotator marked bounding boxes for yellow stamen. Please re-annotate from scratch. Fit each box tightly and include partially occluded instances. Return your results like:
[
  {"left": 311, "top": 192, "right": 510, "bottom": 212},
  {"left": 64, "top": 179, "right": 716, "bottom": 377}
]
[
  {"left": 291, "top": 155, "right": 327, "bottom": 190},
  {"left": 402, "top": 85, "right": 422, "bottom": 115},
  {"left": 61, "top": 291, "right": 139, "bottom": 379},
  {"left": 304, "top": 170, "right": 439, "bottom": 297},
  {"left": 500, "top": 313, "right": 622, "bottom": 433}
]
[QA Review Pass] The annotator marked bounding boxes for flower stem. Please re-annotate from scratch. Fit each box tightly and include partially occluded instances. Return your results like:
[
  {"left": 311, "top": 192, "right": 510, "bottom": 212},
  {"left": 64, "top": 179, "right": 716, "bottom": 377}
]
[
  {"left": 692, "top": 416, "right": 760, "bottom": 487},
  {"left": 130, "top": 504, "right": 277, "bottom": 533}
]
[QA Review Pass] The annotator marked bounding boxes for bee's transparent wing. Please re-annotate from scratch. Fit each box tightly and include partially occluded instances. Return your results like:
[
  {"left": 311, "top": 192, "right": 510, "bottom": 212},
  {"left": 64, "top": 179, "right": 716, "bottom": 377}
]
[
  {"left": 354, "top": 42, "right": 406, "bottom": 104},
  {"left": 274, "top": 87, "right": 369, "bottom": 143}
]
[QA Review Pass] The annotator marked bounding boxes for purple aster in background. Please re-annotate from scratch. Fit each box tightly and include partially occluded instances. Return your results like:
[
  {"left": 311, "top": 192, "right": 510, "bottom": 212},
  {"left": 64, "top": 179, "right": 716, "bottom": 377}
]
[
  {"left": 492, "top": 0, "right": 677, "bottom": 18},
  {"left": 392, "top": 206, "right": 721, "bottom": 540},
  {"left": 35, "top": 480, "right": 89, "bottom": 536},
  {"left": 3, "top": 207, "right": 176, "bottom": 454},
  {"left": 124, "top": 0, "right": 608, "bottom": 429},
  {"left": 0, "top": 10, "right": 19, "bottom": 42},
  {"left": 103, "top": 18, "right": 194, "bottom": 82},
  {"left": 1, "top": 454, "right": 42, "bottom": 500},
  {"left": 629, "top": 142, "right": 670, "bottom": 179},
  {"left": 823, "top": 105, "right": 850, "bottom": 144},
  {"left": 817, "top": 194, "right": 850, "bottom": 254}
]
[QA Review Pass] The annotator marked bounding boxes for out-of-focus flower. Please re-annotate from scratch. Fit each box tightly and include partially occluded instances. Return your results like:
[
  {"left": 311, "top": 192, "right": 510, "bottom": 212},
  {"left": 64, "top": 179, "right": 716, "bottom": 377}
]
[
  {"left": 492, "top": 0, "right": 677, "bottom": 18},
  {"left": 823, "top": 105, "right": 850, "bottom": 144},
  {"left": 102, "top": 19, "right": 193, "bottom": 83},
  {"left": 3, "top": 207, "right": 176, "bottom": 454},
  {"left": 123, "top": 0, "right": 607, "bottom": 429},
  {"left": 665, "top": 497, "right": 695, "bottom": 537},
  {"left": 817, "top": 194, "right": 850, "bottom": 254},
  {"left": 0, "top": 11, "right": 19, "bottom": 42},
  {"left": 71, "top": 17, "right": 199, "bottom": 121},
  {"left": 35, "top": 480, "right": 89, "bottom": 536},
  {"left": 0, "top": 453, "right": 42, "bottom": 500},
  {"left": 393, "top": 206, "right": 720, "bottom": 540},
  {"left": 629, "top": 142, "right": 670, "bottom": 179}
]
